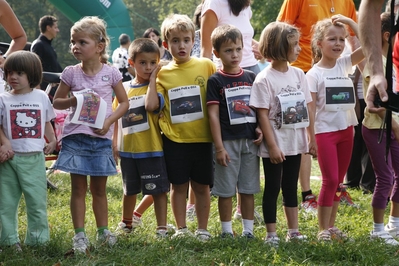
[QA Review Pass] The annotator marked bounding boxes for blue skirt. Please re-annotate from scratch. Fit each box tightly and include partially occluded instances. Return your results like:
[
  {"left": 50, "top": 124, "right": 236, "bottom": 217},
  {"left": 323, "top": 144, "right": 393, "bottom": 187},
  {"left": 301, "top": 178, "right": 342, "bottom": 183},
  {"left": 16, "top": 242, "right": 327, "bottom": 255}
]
[{"left": 54, "top": 134, "right": 117, "bottom": 176}]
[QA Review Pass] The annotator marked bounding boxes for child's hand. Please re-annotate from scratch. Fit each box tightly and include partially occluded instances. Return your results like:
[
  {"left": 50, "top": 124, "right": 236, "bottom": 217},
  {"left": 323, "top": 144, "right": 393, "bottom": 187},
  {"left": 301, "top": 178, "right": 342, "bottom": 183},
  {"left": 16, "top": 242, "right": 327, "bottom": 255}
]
[
  {"left": 253, "top": 127, "right": 263, "bottom": 146},
  {"left": 0, "top": 145, "right": 13, "bottom": 163},
  {"left": 307, "top": 140, "right": 318, "bottom": 159},
  {"left": 332, "top": 14, "right": 354, "bottom": 26},
  {"left": 269, "top": 146, "right": 285, "bottom": 164},
  {"left": 94, "top": 118, "right": 111, "bottom": 136},
  {"left": 44, "top": 140, "right": 57, "bottom": 155},
  {"left": 150, "top": 64, "right": 162, "bottom": 81},
  {"left": 112, "top": 145, "right": 120, "bottom": 165},
  {"left": 215, "top": 148, "right": 230, "bottom": 167}
]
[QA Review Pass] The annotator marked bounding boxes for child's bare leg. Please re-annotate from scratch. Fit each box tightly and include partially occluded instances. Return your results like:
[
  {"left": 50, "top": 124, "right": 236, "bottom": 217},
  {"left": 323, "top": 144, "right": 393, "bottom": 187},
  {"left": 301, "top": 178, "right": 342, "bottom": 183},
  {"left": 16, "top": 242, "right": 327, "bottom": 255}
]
[
  {"left": 284, "top": 206, "right": 298, "bottom": 229},
  {"left": 122, "top": 194, "right": 137, "bottom": 220},
  {"left": 70, "top": 174, "right": 88, "bottom": 229},
  {"left": 240, "top": 193, "right": 254, "bottom": 220},
  {"left": 187, "top": 183, "right": 196, "bottom": 207},
  {"left": 135, "top": 195, "right": 154, "bottom": 215},
  {"left": 191, "top": 180, "right": 210, "bottom": 230},
  {"left": 153, "top": 192, "right": 168, "bottom": 227},
  {"left": 171, "top": 182, "right": 189, "bottom": 228},
  {"left": 218, "top": 197, "right": 232, "bottom": 221},
  {"left": 90, "top": 176, "right": 108, "bottom": 227}
]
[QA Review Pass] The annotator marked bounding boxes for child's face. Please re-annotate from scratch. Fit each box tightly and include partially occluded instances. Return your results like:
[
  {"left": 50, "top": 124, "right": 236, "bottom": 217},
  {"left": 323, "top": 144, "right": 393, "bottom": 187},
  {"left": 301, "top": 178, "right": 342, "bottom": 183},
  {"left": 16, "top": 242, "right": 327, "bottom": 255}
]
[
  {"left": 318, "top": 26, "right": 346, "bottom": 60},
  {"left": 6, "top": 70, "right": 31, "bottom": 94},
  {"left": 165, "top": 29, "right": 194, "bottom": 64},
  {"left": 287, "top": 35, "right": 301, "bottom": 63},
  {"left": 129, "top": 52, "right": 160, "bottom": 84},
  {"left": 214, "top": 38, "right": 243, "bottom": 73},
  {"left": 70, "top": 31, "right": 104, "bottom": 62}
]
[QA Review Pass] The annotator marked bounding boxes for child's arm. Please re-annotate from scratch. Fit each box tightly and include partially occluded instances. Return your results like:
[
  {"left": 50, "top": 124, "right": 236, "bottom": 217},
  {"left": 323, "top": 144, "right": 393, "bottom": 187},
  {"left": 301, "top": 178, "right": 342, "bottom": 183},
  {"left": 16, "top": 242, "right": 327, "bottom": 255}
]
[
  {"left": 43, "top": 121, "right": 57, "bottom": 155},
  {"left": 257, "top": 108, "right": 285, "bottom": 164},
  {"left": 53, "top": 81, "right": 74, "bottom": 110},
  {"left": 112, "top": 122, "right": 119, "bottom": 164},
  {"left": 208, "top": 104, "right": 230, "bottom": 167},
  {"left": 0, "top": 126, "right": 13, "bottom": 162},
  {"left": 253, "top": 126, "right": 263, "bottom": 146},
  {"left": 94, "top": 81, "right": 129, "bottom": 136},
  {"left": 332, "top": 14, "right": 364, "bottom": 66},
  {"left": 307, "top": 93, "right": 318, "bottom": 157},
  {"left": 145, "top": 64, "right": 162, "bottom": 112}
]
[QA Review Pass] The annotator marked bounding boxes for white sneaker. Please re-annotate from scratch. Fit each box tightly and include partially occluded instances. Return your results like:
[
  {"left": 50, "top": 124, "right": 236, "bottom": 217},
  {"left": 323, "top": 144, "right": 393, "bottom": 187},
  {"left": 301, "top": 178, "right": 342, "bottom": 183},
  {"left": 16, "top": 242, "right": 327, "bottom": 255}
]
[
  {"left": 264, "top": 235, "right": 280, "bottom": 247},
  {"left": 132, "top": 215, "right": 142, "bottom": 228},
  {"left": 186, "top": 205, "right": 196, "bottom": 222},
  {"left": 371, "top": 230, "right": 399, "bottom": 245},
  {"left": 286, "top": 232, "right": 307, "bottom": 242},
  {"left": 195, "top": 229, "right": 212, "bottom": 241},
  {"left": 97, "top": 229, "right": 117, "bottom": 247},
  {"left": 385, "top": 224, "right": 399, "bottom": 238},
  {"left": 72, "top": 232, "right": 89, "bottom": 254},
  {"left": 172, "top": 227, "right": 194, "bottom": 239},
  {"left": 156, "top": 229, "right": 168, "bottom": 239},
  {"left": 116, "top": 222, "right": 133, "bottom": 234}
]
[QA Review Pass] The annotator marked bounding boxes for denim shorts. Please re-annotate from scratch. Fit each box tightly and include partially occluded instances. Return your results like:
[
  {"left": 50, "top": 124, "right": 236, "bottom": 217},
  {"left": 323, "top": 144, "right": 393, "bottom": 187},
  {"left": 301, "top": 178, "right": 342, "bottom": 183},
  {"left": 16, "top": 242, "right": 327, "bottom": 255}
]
[{"left": 54, "top": 134, "right": 117, "bottom": 176}]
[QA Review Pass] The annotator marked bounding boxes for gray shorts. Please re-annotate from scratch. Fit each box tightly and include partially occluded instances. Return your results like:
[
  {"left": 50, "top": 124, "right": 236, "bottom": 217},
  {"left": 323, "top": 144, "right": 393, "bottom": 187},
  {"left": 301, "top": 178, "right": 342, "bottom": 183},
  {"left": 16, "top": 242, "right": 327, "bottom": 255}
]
[{"left": 212, "top": 139, "right": 260, "bottom": 197}]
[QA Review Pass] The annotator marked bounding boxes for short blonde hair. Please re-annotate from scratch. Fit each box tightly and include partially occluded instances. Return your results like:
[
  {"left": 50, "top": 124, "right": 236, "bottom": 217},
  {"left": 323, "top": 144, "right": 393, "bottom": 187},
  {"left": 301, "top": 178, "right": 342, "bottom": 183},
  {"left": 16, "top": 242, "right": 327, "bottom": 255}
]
[
  {"left": 161, "top": 14, "right": 195, "bottom": 43},
  {"left": 71, "top": 16, "right": 110, "bottom": 64},
  {"left": 258, "top": 21, "right": 300, "bottom": 61}
]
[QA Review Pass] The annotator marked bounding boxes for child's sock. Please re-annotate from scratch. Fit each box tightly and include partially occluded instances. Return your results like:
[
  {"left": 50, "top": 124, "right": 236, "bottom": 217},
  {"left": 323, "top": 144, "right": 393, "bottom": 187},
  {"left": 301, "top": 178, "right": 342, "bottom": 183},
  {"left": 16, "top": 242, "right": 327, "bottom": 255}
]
[
  {"left": 133, "top": 211, "right": 142, "bottom": 218},
  {"left": 221, "top": 221, "right": 233, "bottom": 234},
  {"left": 122, "top": 218, "right": 133, "bottom": 229},
  {"left": 74, "top": 228, "right": 85, "bottom": 235},
  {"left": 236, "top": 205, "right": 241, "bottom": 214},
  {"left": 389, "top": 216, "right": 399, "bottom": 228},
  {"left": 302, "top": 190, "right": 313, "bottom": 202},
  {"left": 242, "top": 219, "right": 254, "bottom": 235},
  {"left": 97, "top": 226, "right": 108, "bottom": 235},
  {"left": 373, "top": 222, "right": 384, "bottom": 232},
  {"left": 267, "top": 231, "right": 277, "bottom": 238},
  {"left": 287, "top": 228, "right": 299, "bottom": 236}
]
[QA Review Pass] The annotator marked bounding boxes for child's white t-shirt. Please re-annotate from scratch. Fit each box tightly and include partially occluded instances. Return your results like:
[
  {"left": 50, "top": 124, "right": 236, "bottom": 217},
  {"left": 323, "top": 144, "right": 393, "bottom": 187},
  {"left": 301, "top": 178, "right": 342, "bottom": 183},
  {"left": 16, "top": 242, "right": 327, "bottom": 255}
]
[
  {"left": 249, "top": 65, "right": 312, "bottom": 158},
  {"left": 306, "top": 55, "right": 358, "bottom": 134}
]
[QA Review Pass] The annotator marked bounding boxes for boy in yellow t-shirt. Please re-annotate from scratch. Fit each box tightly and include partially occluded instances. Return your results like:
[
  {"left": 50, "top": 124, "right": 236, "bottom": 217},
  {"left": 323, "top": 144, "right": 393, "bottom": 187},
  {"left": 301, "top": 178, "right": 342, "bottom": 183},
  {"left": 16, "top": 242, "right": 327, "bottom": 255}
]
[
  {"left": 113, "top": 38, "right": 169, "bottom": 237},
  {"left": 148, "top": 14, "right": 216, "bottom": 240}
]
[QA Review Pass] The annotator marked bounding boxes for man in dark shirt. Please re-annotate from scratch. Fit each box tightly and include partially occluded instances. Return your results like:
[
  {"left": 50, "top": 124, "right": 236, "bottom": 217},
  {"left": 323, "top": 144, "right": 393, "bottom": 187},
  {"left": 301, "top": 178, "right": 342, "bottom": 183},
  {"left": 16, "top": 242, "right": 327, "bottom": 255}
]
[{"left": 31, "top": 15, "right": 63, "bottom": 92}]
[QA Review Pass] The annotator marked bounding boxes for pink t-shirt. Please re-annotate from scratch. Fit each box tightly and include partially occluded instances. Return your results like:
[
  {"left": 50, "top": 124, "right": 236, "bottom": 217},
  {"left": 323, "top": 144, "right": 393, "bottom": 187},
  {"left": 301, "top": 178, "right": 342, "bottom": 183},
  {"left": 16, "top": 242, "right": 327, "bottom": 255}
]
[{"left": 60, "top": 63, "right": 122, "bottom": 139}]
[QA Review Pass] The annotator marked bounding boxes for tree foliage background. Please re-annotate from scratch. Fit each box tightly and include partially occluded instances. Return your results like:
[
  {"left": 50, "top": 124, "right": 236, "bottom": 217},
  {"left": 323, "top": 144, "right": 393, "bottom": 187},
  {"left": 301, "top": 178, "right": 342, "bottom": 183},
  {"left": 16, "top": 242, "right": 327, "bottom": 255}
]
[{"left": 0, "top": 0, "right": 362, "bottom": 68}]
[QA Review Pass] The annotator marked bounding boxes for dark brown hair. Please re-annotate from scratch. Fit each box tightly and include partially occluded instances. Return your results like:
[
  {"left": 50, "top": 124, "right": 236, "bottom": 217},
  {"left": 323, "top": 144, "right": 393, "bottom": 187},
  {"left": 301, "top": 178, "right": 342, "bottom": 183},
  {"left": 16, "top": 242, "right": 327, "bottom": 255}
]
[
  {"left": 228, "top": 0, "right": 250, "bottom": 16},
  {"left": 128, "top": 38, "right": 160, "bottom": 62},
  {"left": 4, "top": 51, "right": 42, "bottom": 88}
]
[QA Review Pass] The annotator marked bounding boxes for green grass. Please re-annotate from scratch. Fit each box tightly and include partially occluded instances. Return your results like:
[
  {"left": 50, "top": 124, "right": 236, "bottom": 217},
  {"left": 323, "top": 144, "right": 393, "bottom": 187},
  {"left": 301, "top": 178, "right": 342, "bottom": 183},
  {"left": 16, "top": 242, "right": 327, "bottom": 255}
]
[{"left": 1, "top": 161, "right": 399, "bottom": 265}]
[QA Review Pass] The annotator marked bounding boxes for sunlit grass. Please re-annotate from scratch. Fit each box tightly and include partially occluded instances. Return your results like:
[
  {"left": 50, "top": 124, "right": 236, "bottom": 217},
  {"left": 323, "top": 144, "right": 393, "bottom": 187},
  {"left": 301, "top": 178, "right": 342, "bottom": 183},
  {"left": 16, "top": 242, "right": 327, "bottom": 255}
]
[{"left": 1, "top": 161, "right": 399, "bottom": 265}]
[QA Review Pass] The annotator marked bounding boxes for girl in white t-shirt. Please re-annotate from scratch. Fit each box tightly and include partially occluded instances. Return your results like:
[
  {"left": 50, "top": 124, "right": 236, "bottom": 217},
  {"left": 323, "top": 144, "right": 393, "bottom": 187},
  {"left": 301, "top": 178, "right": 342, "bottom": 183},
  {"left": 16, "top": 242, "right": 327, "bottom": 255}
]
[
  {"left": 306, "top": 15, "right": 364, "bottom": 241},
  {"left": 249, "top": 22, "right": 316, "bottom": 246}
]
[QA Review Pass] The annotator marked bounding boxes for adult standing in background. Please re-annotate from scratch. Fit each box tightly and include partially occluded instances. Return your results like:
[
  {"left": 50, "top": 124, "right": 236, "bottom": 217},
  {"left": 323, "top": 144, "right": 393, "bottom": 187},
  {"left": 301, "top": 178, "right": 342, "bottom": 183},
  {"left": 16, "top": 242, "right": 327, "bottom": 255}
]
[
  {"left": 112, "top": 33, "right": 134, "bottom": 82},
  {"left": 277, "top": 0, "right": 359, "bottom": 214},
  {"left": 0, "top": 0, "right": 27, "bottom": 67},
  {"left": 31, "top": 15, "right": 63, "bottom": 91},
  {"left": 200, "top": 0, "right": 260, "bottom": 75},
  {"left": 143, "top": 28, "right": 172, "bottom": 61}
]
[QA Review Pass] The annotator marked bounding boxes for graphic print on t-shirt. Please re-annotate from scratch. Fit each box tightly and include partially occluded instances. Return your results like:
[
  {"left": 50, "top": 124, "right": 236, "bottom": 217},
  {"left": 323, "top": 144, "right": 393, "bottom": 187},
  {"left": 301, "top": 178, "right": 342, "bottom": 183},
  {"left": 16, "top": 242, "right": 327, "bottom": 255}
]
[
  {"left": 225, "top": 86, "right": 256, "bottom": 125},
  {"left": 169, "top": 85, "right": 203, "bottom": 124},
  {"left": 11, "top": 109, "right": 41, "bottom": 139},
  {"left": 121, "top": 95, "right": 149, "bottom": 134},
  {"left": 277, "top": 91, "right": 309, "bottom": 129},
  {"left": 324, "top": 77, "right": 355, "bottom": 111}
]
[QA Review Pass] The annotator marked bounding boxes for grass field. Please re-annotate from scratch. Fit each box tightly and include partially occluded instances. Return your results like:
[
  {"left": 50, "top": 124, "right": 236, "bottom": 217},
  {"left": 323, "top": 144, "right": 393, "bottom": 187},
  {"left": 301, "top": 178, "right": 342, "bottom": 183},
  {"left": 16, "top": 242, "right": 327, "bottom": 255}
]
[{"left": 1, "top": 161, "right": 399, "bottom": 265}]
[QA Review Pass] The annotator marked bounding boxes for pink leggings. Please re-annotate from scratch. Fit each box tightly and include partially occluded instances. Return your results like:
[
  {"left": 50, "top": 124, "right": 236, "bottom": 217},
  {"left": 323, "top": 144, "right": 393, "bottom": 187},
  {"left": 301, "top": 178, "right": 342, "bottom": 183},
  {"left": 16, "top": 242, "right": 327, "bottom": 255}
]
[{"left": 316, "top": 127, "right": 354, "bottom": 207}]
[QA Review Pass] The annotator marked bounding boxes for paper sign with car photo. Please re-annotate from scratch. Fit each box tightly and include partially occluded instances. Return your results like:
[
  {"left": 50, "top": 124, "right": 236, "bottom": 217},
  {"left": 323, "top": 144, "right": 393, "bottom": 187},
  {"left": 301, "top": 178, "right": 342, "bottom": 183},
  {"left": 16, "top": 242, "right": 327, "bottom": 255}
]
[
  {"left": 324, "top": 77, "right": 355, "bottom": 111},
  {"left": 169, "top": 85, "right": 203, "bottom": 124},
  {"left": 121, "top": 95, "right": 149, "bottom": 134},
  {"left": 225, "top": 86, "right": 256, "bottom": 125},
  {"left": 278, "top": 91, "right": 309, "bottom": 129},
  {"left": 70, "top": 88, "right": 107, "bottom": 129}
]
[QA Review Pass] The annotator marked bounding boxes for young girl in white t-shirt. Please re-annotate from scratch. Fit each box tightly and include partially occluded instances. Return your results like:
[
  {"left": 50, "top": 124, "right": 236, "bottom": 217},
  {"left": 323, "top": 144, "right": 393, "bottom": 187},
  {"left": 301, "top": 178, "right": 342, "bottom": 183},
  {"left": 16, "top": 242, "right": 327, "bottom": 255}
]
[
  {"left": 306, "top": 15, "right": 364, "bottom": 241},
  {"left": 249, "top": 21, "right": 316, "bottom": 246}
]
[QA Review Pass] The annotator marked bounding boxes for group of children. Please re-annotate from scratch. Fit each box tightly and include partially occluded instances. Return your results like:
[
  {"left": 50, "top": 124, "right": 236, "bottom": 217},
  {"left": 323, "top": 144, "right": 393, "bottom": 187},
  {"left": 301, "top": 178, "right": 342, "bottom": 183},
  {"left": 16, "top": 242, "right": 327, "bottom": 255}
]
[{"left": 2, "top": 7, "right": 399, "bottom": 254}]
